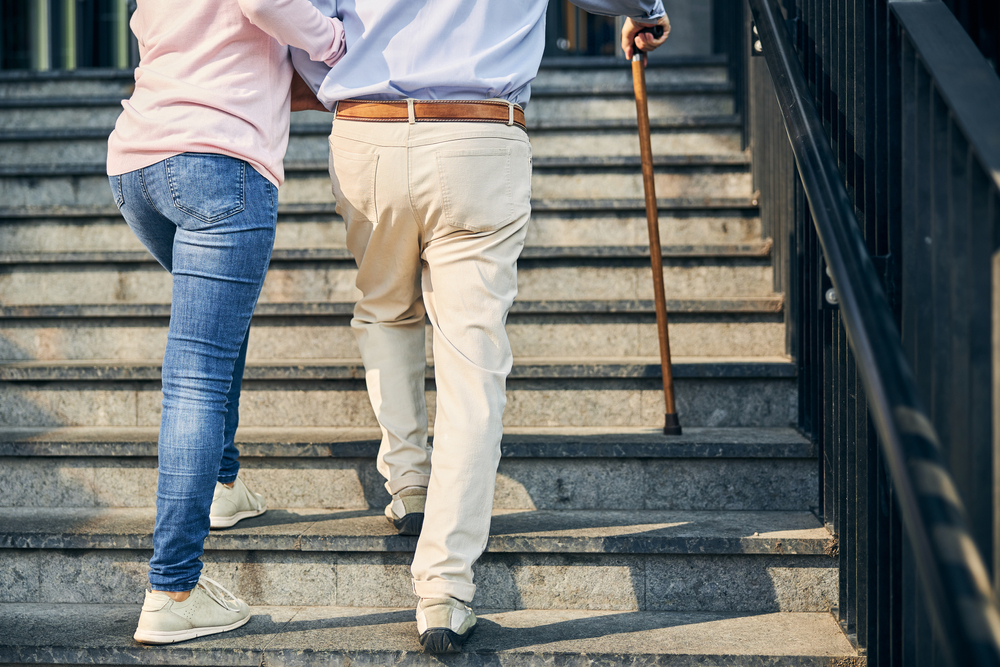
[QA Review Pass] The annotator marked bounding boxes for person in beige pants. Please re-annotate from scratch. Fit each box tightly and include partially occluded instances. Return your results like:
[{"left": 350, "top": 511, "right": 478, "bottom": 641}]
[
  {"left": 293, "top": 0, "right": 669, "bottom": 652},
  {"left": 332, "top": 111, "right": 532, "bottom": 603}
]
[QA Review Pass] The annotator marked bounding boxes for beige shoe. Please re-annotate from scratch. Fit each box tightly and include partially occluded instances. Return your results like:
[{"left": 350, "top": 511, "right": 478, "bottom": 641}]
[
  {"left": 384, "top": 486, "right": 426, "bottom": 536},
  {"left": 209, "top": 476, "right": 266, "bottom": 529},
  {"left": 416, "top": 597, "right": 477, "bottom": 653},
  {"left": 133, "top": 576, "right": 251, "bottom": 644}
]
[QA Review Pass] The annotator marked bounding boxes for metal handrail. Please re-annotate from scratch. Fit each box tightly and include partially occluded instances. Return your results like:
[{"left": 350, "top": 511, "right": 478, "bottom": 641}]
[{"left": 746, "top": 0, "right": 1000, "bottom": 664}]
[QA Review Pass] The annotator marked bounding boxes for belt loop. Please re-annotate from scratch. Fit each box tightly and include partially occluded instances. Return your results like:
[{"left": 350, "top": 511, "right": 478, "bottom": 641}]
[
  {"left": 407, "top": 99, "right": 416, "bottom": 125},
  {"left": 332, "top": 100, "right": 339, "bottom": 118},
  {"left": 506, "top": 100, "right": 515, "bottom": 126}
]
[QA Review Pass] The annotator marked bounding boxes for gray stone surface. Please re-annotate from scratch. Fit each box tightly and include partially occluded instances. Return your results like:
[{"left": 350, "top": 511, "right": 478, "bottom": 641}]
[
  {"left": 527, "top": 208, "right": 762, "bottom": 246},
  {"left": 525, "top": 92, "right": 734, "bottom": 122},
  {"left": 0, "top": 375, "right": 797, "bottom": 428},
  {"left": 533, "top": 64, "right": 727, "bottom": 89},
  {"left": 0, "top": 455, "right": 815, "bottom": 511},
  {"left": 0, "top": 604, "right": 859, "bottom": 665},
  {"left": 0, "top": 208, "right": 760, "bottom": 254},
  {"left": 0, "top": 425, "right": 814, "bottom": 457},
  {"left": 0, "top": 314, "right": 785, "bottom": 362},
  {"left": 0, "top": 548, "right": 836, "bottom": 611},
  {"left": 646, "top": 555, "right": 839, "bottom": 613},
  {"left": 530, "top": 168, "right": 751, "bottom": 200},
  {"left": 0, "top": 72, "right": 134, "bottom": 98},
  {"left": 0, "top": 260, "right": 773, "bottom": 305},
  {"left": 0, "top": 105, "right": 122, "bottom": 130},
  {"left": 0, "top": 507, "right": 833, "bottom": 555},
  {"left": 0, "top": 358, "right": 795, "bottom": 382}
]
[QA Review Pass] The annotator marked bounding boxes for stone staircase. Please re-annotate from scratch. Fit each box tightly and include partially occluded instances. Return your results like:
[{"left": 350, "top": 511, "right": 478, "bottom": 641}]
[{"left": 0, "top": 57, "right": 860, "bottom": 665}]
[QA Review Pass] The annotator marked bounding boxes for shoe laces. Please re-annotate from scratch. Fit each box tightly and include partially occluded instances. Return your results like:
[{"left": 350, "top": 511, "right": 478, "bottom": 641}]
[
  {"left": 235, "top": 478, "right": 264, "bottom": 512},
  {"left": 197, "top": 576, "right": 242, "bottom": 612}
]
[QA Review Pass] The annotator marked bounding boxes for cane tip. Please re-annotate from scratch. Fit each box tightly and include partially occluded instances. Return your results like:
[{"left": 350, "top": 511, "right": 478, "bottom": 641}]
[{"left": 663, "top": 413, "right": 682, "bottom": 436}]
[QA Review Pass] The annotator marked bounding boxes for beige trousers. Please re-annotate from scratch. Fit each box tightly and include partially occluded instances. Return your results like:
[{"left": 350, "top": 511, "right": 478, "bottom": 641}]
[{"left": 328, "top": 115, "right": 532, "bottom": 602}]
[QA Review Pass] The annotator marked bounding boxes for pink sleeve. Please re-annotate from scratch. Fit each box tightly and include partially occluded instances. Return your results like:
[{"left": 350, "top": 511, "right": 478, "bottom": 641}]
[{"left": 238, "top": 0, "right": 346, "bottom": 66}]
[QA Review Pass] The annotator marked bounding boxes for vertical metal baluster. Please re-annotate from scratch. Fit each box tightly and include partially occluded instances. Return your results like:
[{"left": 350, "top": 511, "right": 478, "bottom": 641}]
[{"left": 965, "top": 153, "right": 995, "bottom": 582}]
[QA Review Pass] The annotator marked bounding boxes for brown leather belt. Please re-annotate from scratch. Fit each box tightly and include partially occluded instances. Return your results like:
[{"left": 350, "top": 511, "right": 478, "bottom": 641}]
[{"left": 335, "top": 99, "right": 526, "bottom": 131}]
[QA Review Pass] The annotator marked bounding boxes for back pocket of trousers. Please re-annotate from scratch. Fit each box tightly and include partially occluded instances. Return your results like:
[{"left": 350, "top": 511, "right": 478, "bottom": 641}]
[
  {"left": 330, "top": 145, "right": 379, "bottom": 223},
  {"left": 436, "top": 147, "right": 514, "bottom": 232},
  {"left": 165, "top": 153, "right": 246, "bottom": 223}
]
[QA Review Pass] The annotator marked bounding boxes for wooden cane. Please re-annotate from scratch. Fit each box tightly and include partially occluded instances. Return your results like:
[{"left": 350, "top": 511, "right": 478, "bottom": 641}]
[{"left": 632, "top": 26, "right": 682, "bottom": 435}]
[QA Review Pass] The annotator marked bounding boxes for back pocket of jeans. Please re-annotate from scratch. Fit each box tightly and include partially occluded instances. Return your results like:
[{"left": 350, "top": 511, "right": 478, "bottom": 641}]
[
  {"left": 436, "top": 148, "right": 514, "bottom": 232},
  {"left": 165, "top": 153, "right": 246, "bottom": 223}
]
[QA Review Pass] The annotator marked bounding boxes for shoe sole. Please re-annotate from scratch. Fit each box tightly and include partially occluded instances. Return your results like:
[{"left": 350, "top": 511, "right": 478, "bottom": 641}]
[
  {"left": 210, "top": 508, "right": 266, "bottom": 529},
  {"left": 133, "top": 613, "right": 251, "bottom": 644},
  {"left": 419, "top": 624, "right": 476, "bottom": 654},
  {"left": 390, "top": 512, "right": 424, "bottom": 536}
]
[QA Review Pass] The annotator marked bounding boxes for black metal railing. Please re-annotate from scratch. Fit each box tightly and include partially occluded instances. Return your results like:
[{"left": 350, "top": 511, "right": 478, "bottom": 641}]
[{"left": 720, "top": 0, "right": 1000, "bottom": 663}]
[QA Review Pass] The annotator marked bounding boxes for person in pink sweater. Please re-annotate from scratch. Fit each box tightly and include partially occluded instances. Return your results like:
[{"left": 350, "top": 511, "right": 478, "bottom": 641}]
[{"left": 106, "top": 0, "right": 344, "bottom": 644}]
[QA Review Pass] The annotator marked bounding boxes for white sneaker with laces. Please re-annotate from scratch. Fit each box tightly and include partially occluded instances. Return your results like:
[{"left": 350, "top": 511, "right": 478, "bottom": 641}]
[
  {"left": 209, "top": 476, "right": 266, "bottom": 529},
  {"left": 416, "top": 597, "right": 477, "bottom": 653},
  {"left": 133, "top": 576, "right": 251, "bottom": 644}
]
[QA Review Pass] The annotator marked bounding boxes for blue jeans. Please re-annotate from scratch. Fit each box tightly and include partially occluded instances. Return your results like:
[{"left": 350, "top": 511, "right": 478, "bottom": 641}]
[{"left": 110, "top": 153, "right": 277, "bottom": 591}]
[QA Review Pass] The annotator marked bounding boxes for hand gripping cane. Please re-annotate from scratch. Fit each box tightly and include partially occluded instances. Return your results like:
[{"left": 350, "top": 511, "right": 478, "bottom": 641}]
[{"left": 632, "top": 25, "right": 682, "bottom": 436}]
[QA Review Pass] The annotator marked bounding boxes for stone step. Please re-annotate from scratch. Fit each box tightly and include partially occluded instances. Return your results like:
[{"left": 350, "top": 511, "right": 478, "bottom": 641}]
[
  {"left": 534, "top": 55, "right": 729, "bottom": 87},
  {"left": 0, "top": 199, "right": 762, "bottom": 252},
  {"left": 0, "top": 68, "right": 135, "bottom": 99},
  {"left": 0, "top": 250, "right": 774, "bottom": 307},
  {"left": 0, "top": 124, "right": 744, "bottom": 165},
  {"left": 0, "top": 604, "right": 859, "bottom": 666},
  {"left": 0, "top": 506, "right": 837, "bottom": 611},
  {"left": 0, "top": 426, "right": 817, "bottom": 512},
  {"left": 0, "top": 83, "right": 735, "bottom": 132},
  {"left": 291, "top": 155, "right": 752, "bottom": 202},
  {"left": 0, "top": 57, "right": 727, "bottom": 98},
  {"left": 0, "top": 358, "right": 797, "bottom": 428},
  {"left": 0, "top": 297, "right": 785, "bottom": 361},
  {"left": 0, "top": 156, "right": 752, "bottom": 208}
]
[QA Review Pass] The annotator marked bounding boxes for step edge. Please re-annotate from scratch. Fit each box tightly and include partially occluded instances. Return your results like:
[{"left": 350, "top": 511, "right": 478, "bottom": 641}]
[{"left": 0, "top": 357, "right": 798, "bottom": 382}]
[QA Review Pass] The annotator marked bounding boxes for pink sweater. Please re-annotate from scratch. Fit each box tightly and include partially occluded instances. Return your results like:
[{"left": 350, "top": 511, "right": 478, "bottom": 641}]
[{"left": 107, "top": 0, "right": 345, "bottom": 187}]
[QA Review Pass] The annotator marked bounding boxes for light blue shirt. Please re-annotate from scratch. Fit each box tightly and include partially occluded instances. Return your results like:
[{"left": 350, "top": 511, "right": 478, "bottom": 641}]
[{"left": 292, "top": 0, "right": 664, "bottom": 108}]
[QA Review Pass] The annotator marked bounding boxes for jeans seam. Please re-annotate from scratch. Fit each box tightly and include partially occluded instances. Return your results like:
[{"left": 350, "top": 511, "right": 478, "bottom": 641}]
[
  {"left": 138, "top": 168, "right": 159, "bottom": 213},
  {"left": 114, "top": 175, "right": 124, "bottom": 209}
]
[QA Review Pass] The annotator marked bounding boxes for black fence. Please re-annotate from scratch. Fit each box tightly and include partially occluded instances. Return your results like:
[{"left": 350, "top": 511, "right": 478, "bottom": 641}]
[{"left": 719, "top": 0, "right": 1000, "bottom": 664}]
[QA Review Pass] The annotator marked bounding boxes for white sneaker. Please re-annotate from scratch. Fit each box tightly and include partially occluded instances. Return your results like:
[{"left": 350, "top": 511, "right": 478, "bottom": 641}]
[
  {"left": 416, "top": 597, "right": 477, "bottom": 653},
  {"left": 133, "top": 576, "right": 251, "bottom": 644},
  {"left": 209, "top": 476, "right": 266, "bottom": 529},
  {"left": 384, "top": 486, "right": 426, "bottom": 536}
]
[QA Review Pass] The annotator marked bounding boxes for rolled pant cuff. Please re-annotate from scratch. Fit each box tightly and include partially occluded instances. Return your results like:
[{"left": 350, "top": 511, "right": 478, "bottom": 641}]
[
  {"left": 148, "top": 579, "right": 199, "bottom": 593},
  {"left": 411, "top": 578, "right": 477, "bottom": 603},
  {"left": 217, "top": 473, "right": 238, "bottom": 485},
  {"left": 387, "top": 475, "right": 431, "bottom": 495}
]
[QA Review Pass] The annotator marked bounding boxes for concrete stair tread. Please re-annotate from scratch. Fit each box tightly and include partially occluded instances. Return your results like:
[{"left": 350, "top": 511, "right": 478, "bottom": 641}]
[
  {"left": 0, "top": 242, "right": 772, "bottom": 265},
  {"left": 0, "top": 297, "right": 785, "bottom": 319},
  {"left": 0, "top": 116, "right": 743, "bottom": 147},
  {"left": 0, "top": 197, "right": 758, "bottom": 220},
  {"left": 0, "top": 506, "right": 833, "bottom": 555},
  {"left": 0, "top": 154, "right": 751, "bottom": 177},
  {"left": 538, "top": 54, "right": 730, "bottom": 68},
  {"left": 0, "top": 604, "right": 857, "bottom": 666},
  {"left": 0, "top": 357, "right": 796, "bottom": 381},
  {"left": 0, "top": 83, "right": 732, "bottom": 109},
  {"left": 0, "top": 115, "right": 743, "bottom": 139},
  {"left": 0, "top": 425, "right": 813, "bottom": 458}
]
